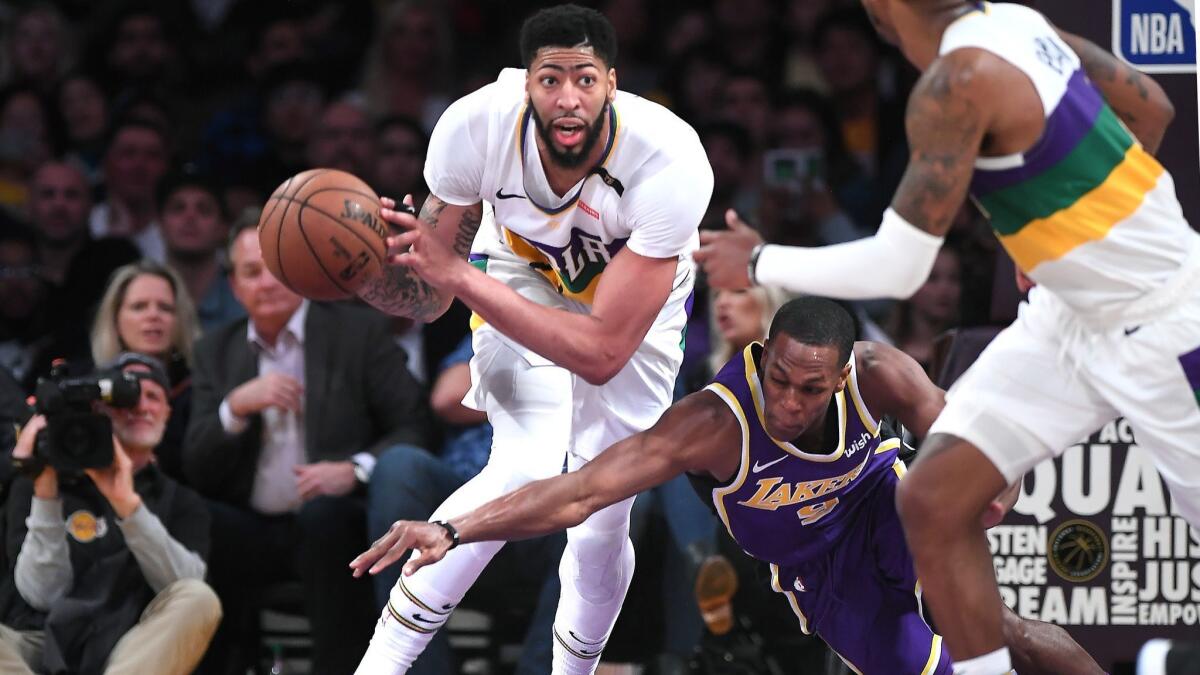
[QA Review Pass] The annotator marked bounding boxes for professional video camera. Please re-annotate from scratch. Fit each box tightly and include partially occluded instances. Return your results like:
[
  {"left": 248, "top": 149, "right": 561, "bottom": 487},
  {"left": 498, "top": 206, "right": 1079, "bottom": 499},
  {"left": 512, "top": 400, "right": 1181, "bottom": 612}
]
[{"left": 26, "top": 363, "right": 142, "bottom": 473}]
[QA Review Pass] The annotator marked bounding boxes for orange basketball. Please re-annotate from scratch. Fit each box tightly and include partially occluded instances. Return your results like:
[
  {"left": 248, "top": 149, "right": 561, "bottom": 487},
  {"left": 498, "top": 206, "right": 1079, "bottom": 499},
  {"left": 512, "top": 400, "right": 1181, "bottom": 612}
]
[{"left": 258, "top": 169, "right": 390, "bottom": 301}]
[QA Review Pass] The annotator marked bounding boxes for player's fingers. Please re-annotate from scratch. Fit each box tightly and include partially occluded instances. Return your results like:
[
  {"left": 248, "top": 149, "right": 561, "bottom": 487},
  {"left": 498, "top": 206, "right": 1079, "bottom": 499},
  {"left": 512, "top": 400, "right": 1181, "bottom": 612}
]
[
  {"left": 380, "top": 206, "right": 418, "bottom": 231},
  {"left": 404, "top": 546, "right": 444, "bottom": 576},
  {"left": 350, "top": 537, "right": 392, "bottom": 576},
  {"left": 387, "top": 231, "right": 420, "bottom": 252},
  {"left": 403, "top": 194, "right": 415, "bottom": 208},
  {"left": 725, "top": 208, "right": 749, "bottom": 231},
  {"left": 370, "top": 540, "right": 413, "bottom": 575},
  {"left": 692, "top": 245, "right": 711, "bottom": 263},
  {"left": 380, "top": 196, "right": 396, "bottom": 209}
]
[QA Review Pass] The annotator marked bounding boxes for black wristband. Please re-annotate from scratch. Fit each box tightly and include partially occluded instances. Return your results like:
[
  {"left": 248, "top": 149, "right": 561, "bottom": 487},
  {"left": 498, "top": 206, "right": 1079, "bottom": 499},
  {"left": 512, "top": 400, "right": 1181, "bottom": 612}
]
[
  {"left": 747, "top": 244, "right": 765, "bottom": 286},
  {"left": 432, "top": 520, "right": 460, "bottom": 550}
]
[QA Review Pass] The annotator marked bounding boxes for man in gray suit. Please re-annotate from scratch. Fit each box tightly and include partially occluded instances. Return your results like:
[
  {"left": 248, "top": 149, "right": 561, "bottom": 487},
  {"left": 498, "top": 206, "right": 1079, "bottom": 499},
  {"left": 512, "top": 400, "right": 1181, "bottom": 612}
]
[{"left": 184, "top": 217, "right": 430, "bottom": 674}]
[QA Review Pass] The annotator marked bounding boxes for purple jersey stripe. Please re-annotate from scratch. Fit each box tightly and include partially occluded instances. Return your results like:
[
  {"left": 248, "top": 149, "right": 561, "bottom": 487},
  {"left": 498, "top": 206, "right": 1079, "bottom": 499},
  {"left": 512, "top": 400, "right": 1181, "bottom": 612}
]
[
  {"left": 1180, "top": 345, "right": 1200, "bottom": 400},
  {"left": 971, "top": 69, "right": 1103, "bottom": 196}
]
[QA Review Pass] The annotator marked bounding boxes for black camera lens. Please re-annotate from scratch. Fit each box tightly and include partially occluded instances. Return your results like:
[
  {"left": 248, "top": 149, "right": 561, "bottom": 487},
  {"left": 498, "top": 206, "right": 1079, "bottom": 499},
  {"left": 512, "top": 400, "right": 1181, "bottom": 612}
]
[{"left": 59, "top": 421, "right": 93, "bottom": 459}]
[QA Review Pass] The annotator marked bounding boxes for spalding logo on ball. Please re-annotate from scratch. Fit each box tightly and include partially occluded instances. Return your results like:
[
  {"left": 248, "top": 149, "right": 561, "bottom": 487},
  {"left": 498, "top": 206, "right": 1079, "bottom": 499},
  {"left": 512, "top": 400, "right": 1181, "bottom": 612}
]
[{"left": 258, "top": 168, "right": 388, "bottom": 300}]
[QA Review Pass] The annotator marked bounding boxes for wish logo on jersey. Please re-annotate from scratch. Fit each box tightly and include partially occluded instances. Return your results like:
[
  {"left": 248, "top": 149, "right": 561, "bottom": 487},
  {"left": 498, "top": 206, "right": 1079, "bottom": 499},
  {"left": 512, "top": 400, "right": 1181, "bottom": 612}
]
[{"left": 504, "top": 226, "right": 629, "bottom": 302}]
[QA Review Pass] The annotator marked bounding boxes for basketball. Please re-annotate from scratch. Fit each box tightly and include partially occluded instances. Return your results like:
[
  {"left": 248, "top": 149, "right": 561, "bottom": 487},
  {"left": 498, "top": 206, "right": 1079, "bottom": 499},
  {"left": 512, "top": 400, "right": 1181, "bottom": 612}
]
[{"left": 258, "top": 168, "right": 390, "bottom": 301}]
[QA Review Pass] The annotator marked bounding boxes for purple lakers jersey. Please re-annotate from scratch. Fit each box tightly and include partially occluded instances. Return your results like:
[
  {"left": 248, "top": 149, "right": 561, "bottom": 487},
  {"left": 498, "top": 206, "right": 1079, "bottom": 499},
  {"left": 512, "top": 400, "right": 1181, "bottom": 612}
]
[{"left": 703, "top": 343, "right": 904, "bottom": 567}]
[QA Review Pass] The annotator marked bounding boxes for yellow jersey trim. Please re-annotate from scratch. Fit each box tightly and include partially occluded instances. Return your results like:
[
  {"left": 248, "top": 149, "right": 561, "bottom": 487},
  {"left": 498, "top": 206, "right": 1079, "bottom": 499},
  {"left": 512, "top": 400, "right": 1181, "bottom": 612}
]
[
  {"left": 845, "top": 352, "right": 880, "bottom": 436},
  {"left": 704, "top": 383, "right": 751, "bottom": 538},
  {"left": 922, "top": 635, "right": 944, "bottom": 675},
  {"left": 769, "top": 563, "right": 810, "bottom": 634},
  {"left": 999, "top": 143, "right": 1164, "bottom": 271}
]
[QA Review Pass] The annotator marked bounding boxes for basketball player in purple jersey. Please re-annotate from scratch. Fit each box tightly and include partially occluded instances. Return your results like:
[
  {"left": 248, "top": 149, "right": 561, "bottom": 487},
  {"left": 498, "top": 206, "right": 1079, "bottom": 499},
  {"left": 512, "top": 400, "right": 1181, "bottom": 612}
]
[
  {"left": 352, "top": 298, "right": 1103, "bottom": 675},
  {"left": 695, "top": 2, "right": 1200, "bottom": 674}
]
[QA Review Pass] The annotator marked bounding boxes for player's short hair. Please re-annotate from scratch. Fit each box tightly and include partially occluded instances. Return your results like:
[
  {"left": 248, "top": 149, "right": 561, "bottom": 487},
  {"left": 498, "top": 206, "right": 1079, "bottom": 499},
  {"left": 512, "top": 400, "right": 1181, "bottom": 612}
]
[
  {"left": 768, "top": 297, "right": 857, "bottom": 366},
  {"left": 519, "top": 4, "right": 617, "bottom": 68}
]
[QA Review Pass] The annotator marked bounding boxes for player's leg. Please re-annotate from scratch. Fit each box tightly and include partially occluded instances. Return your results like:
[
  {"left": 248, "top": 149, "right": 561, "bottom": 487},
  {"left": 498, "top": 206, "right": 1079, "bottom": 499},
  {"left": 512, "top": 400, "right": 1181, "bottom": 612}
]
[
  {"left": 897, "top": 435, "right": 1009, "bottom": 671},
  {"left": 1001, "top": 606, "right": 1104, "bottom": 674},
  {"left": 1091, "top": 293, "right": 1200, "bottom": 529},
  {"left": 897, "top": 297, "right": 1115, "bottom": 674},
  {"left": 358, "top": 328, "right": 576, "bottom": 674},
  {"left": 552, "top": 495, "right": 637, "bottom": 674}
]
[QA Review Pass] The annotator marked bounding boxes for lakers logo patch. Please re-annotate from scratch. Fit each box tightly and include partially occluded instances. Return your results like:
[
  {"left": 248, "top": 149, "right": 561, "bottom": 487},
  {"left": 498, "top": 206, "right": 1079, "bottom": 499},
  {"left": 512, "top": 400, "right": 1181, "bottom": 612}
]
[
  {"left": 66, "top": 510, "right": 108, "bottom": 543},
  {"left": 1048, "top": 519, "right": 1108, "bottom": 583}
]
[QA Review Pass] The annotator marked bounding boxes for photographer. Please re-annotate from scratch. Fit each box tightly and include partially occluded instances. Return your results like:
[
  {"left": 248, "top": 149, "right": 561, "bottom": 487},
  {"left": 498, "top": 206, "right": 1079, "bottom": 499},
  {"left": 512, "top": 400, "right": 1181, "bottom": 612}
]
[{"left": 0, "top": 353, "right": 220, "bottom": 675}]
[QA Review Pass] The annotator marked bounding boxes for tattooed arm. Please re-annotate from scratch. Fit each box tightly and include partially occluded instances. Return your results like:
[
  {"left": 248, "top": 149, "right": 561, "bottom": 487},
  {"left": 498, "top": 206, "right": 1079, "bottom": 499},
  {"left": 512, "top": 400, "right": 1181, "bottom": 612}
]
[
  {"left": 1057, "top": 30, "right": 1174, "bottom": 154},
  {"left": 356, "top": 195, "right": 484, "bottom": 321},
  {"left": 890, "top": 49, "right": 992, "bottom": 237}
]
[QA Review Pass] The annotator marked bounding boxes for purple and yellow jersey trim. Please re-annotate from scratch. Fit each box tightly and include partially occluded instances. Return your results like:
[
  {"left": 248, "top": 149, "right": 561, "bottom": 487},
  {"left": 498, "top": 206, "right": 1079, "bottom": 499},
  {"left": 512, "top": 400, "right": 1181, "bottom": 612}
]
[
  {"left": 704, "top": 344, "right": 902, "bottom": 567},
  {"left": 972, "top": 69, "right": 1164, "bottom": 272},
  {"left": 500, "top": 226, "right": 628, "bottom": 305}
]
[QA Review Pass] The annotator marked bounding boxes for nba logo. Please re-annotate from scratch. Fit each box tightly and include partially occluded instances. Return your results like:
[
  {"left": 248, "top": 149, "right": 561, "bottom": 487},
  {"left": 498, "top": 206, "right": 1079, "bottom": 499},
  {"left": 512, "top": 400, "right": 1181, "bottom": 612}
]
[
  {"left": 1113, "top": 0, "right": 1197, "bottom": 73},
  {"left": 794, "top": 576, "right": 807, "bottom": 592}
]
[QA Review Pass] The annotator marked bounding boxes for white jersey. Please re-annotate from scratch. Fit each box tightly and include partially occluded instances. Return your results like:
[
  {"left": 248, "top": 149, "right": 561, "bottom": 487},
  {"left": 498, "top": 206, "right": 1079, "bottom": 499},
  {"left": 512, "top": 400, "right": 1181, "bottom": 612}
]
[
  {"left": 424, "top": 68, "right": 713, "bottom": 310},
  {"left": 941, "top": 2, "right": 1198, "bottom": 316}
]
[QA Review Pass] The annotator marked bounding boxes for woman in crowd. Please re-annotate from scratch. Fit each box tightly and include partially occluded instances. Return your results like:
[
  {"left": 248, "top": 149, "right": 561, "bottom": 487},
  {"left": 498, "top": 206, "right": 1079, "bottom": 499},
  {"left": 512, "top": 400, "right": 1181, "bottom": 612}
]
[
  {"left": 91, "top": 259, "right": 199, "bottom": 480},
  {"left": 884, "top": 246, "right": 963, "bottom": 375}
]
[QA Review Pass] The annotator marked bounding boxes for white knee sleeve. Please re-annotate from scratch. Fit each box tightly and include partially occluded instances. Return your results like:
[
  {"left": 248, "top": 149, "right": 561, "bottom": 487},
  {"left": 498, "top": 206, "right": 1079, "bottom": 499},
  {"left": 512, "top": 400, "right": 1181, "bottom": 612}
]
[{"left": 549, "top": 497, "right": 637, "bottom": 674}]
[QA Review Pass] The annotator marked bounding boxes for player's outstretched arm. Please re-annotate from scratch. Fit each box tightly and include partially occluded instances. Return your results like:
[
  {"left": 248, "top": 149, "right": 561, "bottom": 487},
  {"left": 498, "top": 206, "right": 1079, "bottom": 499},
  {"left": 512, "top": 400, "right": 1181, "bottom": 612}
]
[
  {"left": 349, "top": 390, "right": 738, "bottom": 577},
  {"left": 1056, "top": 29, "right": 1174, "bottom": 154},
  {"left": 695, "top": 50, "right": 991, "bottom": 298},
  {"left": 1003, "top": 606, "right": 1105, "bottom": 674},
  {"left": 357, "top": 194, "right": 484, "bottom": 321}
]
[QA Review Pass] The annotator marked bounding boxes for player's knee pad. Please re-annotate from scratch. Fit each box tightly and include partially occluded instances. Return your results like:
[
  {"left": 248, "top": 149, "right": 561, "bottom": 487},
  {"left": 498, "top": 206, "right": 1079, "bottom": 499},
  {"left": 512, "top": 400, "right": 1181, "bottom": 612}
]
[{"left": 562, "top": 528, "right": 635, "bottom": 605}]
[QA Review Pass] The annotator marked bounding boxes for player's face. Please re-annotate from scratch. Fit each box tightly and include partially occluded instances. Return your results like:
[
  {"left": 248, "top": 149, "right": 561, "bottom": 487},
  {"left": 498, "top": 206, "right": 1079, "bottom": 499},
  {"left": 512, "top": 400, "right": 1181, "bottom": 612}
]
[
  {"left": 760, "top": 336, "right": 850, "bottom": 441},
  {"left": 527, "top": 46, "right": 616, "bottom": 169}
]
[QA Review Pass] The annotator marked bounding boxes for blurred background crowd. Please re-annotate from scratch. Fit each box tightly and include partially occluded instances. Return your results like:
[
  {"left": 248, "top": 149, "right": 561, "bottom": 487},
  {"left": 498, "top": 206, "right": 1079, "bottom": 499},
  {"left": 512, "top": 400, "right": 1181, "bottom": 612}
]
[{"left": 0, "top": 0, "right": 1033, "bottom": 673}]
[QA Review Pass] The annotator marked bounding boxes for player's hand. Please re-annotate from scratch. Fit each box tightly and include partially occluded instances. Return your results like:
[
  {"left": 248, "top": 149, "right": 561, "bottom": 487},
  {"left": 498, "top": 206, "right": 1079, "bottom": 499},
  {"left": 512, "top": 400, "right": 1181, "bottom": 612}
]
[
  {"left": 13, "top": 415, "right": 57, "bottom": 498},
  {"left": 694, "top": 210, "right": 764, "bottom": 290},
  {"left": 381, "top": 195, "right": 472, "bottom": 292},
  {"left": 294, "top": 461, "right": 357, "bottom": 500},
  {"left": 981, "top": 480, "right": 1022, "bottom": 529},
  {"left": 227, "top": 373, "right": 303, "bottom": 417},
  {"left": 86, "top": 437, "right": 142, "bottom": 519},
  {"left": 350, "top": 520, "right": 454, "bottom": 578}
]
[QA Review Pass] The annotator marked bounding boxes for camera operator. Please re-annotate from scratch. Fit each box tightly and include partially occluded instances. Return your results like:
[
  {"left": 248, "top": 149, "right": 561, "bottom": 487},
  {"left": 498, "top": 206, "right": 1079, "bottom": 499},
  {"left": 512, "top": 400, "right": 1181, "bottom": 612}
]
[{"left": 0, "top": 353, "right": 220, "bottom": 675}]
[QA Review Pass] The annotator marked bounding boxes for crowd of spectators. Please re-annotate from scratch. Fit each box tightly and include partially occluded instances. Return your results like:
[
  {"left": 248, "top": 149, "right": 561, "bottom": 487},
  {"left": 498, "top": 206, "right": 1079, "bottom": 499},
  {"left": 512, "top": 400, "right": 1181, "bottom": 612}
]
[{"left": 0, "top": 1, "right": 1016, "bottom": 673}]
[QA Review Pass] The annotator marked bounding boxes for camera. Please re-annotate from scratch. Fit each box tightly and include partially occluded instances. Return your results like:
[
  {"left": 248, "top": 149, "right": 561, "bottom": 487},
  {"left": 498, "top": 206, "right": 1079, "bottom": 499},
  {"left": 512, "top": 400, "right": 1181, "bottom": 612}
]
[
  {"left": 30, "top": 363, "right": 142, "bottom": 472},
  {"left": 763, "top": 149, "right": 825, "bottom": 189}
]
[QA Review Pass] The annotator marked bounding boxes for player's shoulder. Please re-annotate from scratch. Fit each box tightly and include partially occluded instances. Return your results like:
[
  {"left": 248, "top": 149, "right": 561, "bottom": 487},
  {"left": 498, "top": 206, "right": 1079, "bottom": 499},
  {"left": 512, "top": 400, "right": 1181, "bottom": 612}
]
[
  {"left": 915, "top": 46, "right": 1011, "bottom": 116},
  {"left": 609, "top": 89, "right": 711, "bottom": 203}
]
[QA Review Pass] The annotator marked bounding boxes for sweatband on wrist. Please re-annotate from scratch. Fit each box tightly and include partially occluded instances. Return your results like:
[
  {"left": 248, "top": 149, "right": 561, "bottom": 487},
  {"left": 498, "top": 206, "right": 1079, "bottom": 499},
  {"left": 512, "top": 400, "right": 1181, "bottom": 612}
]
[{"left": 753, "top": 208, "right": 945, "bottom": 299}]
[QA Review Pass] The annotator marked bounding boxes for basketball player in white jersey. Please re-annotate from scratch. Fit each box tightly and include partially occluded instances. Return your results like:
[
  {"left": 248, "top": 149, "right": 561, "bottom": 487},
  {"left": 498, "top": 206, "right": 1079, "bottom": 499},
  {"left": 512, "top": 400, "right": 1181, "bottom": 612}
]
[
  {"left": 695, "top": 2, "right": 1200, "bottom": 674},
  {"left": 352, "top": 5, "right": 713, "bottom": 674}
]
